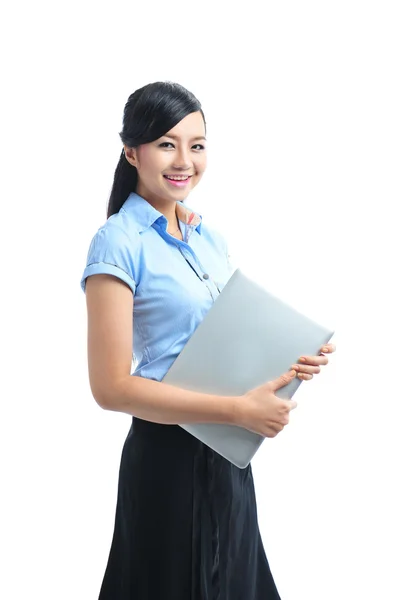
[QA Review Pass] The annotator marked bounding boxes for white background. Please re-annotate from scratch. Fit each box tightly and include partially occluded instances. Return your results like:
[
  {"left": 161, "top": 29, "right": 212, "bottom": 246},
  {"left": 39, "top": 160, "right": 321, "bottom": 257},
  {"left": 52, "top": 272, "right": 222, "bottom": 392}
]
[{"left": 1, "top": 1, "right": 398, "bottom": 598}]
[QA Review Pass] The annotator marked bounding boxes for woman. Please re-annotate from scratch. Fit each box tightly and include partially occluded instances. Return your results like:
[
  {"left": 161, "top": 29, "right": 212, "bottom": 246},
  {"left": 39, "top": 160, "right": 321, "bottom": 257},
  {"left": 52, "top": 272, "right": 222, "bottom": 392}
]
[{"left": 80, "top": 81, "right": 335, "bottom": 599}]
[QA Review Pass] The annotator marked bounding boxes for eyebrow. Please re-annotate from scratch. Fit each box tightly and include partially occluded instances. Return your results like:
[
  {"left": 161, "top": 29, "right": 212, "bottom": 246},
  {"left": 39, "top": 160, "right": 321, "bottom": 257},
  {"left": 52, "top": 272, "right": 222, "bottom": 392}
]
[{"left": 162, "top": 134, "right": 207, "bottom": 142}]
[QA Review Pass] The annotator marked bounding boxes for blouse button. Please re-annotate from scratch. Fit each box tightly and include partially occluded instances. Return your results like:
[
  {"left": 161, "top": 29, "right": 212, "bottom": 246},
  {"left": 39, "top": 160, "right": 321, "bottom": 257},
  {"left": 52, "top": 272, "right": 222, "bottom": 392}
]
[{"left": 203, "top": 273, "right": 210, "bottom": 280}]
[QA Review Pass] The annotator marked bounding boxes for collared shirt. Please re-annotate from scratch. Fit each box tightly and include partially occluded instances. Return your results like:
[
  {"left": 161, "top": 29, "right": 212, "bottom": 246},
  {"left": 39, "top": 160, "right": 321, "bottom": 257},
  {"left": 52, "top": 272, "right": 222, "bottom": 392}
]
[{"left": 80, "top": 192, "right": 235, "bottom": 381}]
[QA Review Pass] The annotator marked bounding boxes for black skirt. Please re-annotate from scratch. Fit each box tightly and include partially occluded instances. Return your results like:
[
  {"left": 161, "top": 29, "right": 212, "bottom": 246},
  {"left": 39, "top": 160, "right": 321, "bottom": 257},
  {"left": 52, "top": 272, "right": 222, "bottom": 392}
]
[{"left": 98, "top": 417, "right": 281, "bottom": 600}]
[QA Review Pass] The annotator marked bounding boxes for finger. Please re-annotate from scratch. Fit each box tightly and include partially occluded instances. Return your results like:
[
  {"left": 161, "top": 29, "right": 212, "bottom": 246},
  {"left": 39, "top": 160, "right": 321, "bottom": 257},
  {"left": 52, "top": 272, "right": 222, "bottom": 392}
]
[
  {"left": 321, "top": 343, "right": 336, "bottom": 354},
  {"left": 291, "top": 364, "right": 321, "bottom": 375},
  {"left": 270, "top": 370, "right": 297, "bottom": 392},
  {"left": 265, "top": 429, "right": 280, "bottom": 438},
  {"left": 298, "top": 355, "right": 329, "bottom": 367},
  {"left": 272, "top": 400, "right": 297, "bottom": 418},
  {"left": 265, "top": 419, "right": 285, "bottom": 431},
  {"left": 297, "top": 373, "right": 313, "bottom": 381},
  {"left": 268, "top": 417, "right": 289, "bottom": 430}
]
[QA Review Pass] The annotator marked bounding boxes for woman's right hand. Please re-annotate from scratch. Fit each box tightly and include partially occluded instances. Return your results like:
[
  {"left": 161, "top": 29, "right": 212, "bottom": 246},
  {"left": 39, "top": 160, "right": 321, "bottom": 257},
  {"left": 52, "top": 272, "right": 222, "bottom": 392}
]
[{"left": 237, "top": 370, "right": 298, "bottom": 438}]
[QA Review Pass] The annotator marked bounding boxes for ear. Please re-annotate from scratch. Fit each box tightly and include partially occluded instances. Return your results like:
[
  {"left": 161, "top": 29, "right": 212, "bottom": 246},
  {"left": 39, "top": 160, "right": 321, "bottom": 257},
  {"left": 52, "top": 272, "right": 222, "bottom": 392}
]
[{"left": 124, "top": 145, "right": 139, "bottom": 168}]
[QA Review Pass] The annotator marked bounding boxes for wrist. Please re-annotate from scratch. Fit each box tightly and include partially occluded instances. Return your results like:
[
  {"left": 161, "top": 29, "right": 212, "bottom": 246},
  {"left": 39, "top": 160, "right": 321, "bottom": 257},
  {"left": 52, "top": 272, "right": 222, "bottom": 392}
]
[{"left": 228, "top": 394, "right": 246, "bottom": 428}]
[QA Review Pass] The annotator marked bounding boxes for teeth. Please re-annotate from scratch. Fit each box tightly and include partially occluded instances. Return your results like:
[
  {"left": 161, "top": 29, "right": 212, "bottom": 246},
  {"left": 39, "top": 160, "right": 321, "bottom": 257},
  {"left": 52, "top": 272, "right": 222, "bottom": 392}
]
[{"left": 165, "top": 175, "right": 189, "bottom": 181}]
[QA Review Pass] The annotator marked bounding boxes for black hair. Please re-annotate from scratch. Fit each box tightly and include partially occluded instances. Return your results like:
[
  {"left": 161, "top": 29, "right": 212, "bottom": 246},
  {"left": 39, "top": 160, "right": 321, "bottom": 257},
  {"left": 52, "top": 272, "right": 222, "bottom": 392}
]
[{"left": 107, "top": 81, "right": 206, "bottom": 219}]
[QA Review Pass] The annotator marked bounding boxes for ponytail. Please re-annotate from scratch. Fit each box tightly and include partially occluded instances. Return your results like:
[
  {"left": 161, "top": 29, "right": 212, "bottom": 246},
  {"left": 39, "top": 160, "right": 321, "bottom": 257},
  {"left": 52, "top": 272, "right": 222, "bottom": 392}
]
[{"left": 107, "top": 149, "right": 138, "bottom": 219}]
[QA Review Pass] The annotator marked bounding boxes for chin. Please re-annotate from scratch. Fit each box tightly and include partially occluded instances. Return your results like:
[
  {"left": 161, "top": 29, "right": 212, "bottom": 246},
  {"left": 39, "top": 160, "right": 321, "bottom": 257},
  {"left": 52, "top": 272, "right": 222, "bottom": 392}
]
[{"left": 166, "top": 187, "right": 191, "bottom": 201}]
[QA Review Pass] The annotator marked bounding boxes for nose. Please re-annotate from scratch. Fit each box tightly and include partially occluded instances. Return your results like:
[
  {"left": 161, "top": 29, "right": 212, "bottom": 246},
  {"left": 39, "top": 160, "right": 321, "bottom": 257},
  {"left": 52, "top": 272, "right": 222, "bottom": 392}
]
[{"left": 172, "top": 147, "right": 192, "bottom": 170}]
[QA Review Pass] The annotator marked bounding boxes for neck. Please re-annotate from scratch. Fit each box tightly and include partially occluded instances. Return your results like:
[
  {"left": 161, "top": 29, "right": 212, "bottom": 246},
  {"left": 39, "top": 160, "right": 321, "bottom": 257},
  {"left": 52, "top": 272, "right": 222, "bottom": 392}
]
[
  {"left": 153, "top": 201, "right": 179, "bottom": 232},
  {"left": 135, "top": 186, "right": 180, "bottom": 230}
]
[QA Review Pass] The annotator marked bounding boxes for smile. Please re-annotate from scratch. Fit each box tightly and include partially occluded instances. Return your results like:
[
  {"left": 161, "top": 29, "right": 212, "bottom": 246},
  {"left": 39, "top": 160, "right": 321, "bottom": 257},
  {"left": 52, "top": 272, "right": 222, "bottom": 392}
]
[
  {"left": 164, "top": 175, "right": 192, "bottom": 181},
  {"left": 163, "top": 175, "right": 192, "bottom": 188}
]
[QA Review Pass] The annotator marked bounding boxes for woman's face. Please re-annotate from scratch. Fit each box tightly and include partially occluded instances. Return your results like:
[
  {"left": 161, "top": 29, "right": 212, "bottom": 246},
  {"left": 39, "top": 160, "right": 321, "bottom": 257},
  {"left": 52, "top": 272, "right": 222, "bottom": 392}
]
[{"left": 125, "top": 111, "right": 207, "bottom": 208}]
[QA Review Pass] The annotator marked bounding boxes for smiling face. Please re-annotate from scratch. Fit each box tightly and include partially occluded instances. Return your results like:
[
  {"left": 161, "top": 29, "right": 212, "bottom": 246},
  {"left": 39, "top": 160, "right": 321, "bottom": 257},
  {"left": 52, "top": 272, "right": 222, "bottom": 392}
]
[{"left": 124, "top": 111, "right": 207, "bottom": 210}]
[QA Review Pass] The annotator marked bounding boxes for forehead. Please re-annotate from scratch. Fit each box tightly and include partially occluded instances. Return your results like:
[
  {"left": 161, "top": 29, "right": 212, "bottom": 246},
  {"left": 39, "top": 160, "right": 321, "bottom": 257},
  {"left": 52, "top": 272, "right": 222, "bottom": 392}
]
[{"left": 164, "top": 111, "right": 205, "bottom": 139}]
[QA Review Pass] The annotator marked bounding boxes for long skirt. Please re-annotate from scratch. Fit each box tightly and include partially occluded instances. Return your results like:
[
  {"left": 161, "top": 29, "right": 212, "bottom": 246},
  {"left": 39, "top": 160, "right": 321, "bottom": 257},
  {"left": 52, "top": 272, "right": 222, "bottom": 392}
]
[{"left": 98, "top": 416, "right": 281, "bottom": 599}]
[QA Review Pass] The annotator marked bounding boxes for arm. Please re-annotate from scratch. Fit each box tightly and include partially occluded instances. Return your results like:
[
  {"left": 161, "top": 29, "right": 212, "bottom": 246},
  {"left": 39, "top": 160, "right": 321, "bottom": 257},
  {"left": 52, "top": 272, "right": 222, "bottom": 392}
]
[{"left": 85, "top": 273, "right": 240, "bottom": 426}]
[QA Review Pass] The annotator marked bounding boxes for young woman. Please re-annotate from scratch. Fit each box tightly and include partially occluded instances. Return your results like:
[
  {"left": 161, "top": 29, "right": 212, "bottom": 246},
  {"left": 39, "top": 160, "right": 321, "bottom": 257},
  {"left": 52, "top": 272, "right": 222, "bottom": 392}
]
[{"left": 80, "top": 81, "right": 335, "bottom": 600}]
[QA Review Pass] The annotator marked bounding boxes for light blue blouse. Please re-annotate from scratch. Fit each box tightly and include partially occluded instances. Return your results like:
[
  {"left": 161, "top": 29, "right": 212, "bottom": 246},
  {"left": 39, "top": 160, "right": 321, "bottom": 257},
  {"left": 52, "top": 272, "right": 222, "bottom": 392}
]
[{"left": 80, "top": 192, "right": 235, "bottom": 381}]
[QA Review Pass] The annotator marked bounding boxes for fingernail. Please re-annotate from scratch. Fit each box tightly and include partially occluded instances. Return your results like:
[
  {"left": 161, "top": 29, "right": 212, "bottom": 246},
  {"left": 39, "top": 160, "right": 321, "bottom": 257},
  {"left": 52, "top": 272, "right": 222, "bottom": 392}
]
[
  {"left": 322, "top": 347, "right": 329, "bottom": 353},
  {"left": 289, "top": 370, "right": 297, "bottom": 377},
  {"left": 299, "top": 357, "right": 306, "bottom": 362}
]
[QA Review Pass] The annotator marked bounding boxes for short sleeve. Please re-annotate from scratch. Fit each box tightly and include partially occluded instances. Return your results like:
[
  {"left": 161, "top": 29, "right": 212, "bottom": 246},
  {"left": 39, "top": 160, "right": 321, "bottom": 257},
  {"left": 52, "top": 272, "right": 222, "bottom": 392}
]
[{"left": 80, "top": 224, "right": 141, "bottom": 294}]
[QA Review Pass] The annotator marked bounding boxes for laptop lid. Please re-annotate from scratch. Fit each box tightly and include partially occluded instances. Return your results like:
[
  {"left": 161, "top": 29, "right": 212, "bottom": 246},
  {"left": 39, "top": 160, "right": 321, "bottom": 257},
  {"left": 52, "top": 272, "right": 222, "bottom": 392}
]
[{"left": 163, "top": 269, "right": 334, "bottom": 468}]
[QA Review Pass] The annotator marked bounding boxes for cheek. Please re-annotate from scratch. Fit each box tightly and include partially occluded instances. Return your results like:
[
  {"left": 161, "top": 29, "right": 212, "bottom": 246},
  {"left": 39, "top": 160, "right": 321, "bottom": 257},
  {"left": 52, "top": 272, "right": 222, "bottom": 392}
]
[
  {"left": 144, "top": 146, "right": 169, "bottom": 171},
  {"left": 196, "top": 155, "right": 207, "bottom": 175},
  {"left": 138, "top": 146, "right": 157, "bottom": 167},
  {"left": 137, "top": 145, "right": 150, "bottom": 166}
]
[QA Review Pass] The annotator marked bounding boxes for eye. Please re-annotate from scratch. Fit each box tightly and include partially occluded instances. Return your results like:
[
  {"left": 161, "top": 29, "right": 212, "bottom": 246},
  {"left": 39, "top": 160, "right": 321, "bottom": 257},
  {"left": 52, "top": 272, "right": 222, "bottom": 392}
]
[{"left": 158, "top": 142, "right": 206, "bottom": 150}]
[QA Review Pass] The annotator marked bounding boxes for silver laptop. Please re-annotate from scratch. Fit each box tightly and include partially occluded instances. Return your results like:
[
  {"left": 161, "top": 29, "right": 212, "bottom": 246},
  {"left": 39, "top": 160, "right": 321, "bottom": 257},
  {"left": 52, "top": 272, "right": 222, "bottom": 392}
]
[{"left": 163, "top": 269, "right": 334, "bottom": 468}]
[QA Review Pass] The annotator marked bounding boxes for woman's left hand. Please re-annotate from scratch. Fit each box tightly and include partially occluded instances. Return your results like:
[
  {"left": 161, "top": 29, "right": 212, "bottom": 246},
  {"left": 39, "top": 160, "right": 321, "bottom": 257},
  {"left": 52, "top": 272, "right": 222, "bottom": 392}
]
[{"left": 291, "top": 343, "right": 336, "bottom": 380}]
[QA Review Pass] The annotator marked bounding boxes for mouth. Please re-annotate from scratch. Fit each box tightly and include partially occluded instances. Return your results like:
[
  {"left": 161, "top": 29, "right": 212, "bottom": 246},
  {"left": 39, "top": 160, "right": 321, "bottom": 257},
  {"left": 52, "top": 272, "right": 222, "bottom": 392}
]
[{"left": 163, "top": 174, "right": 193, "bottom": 188}]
